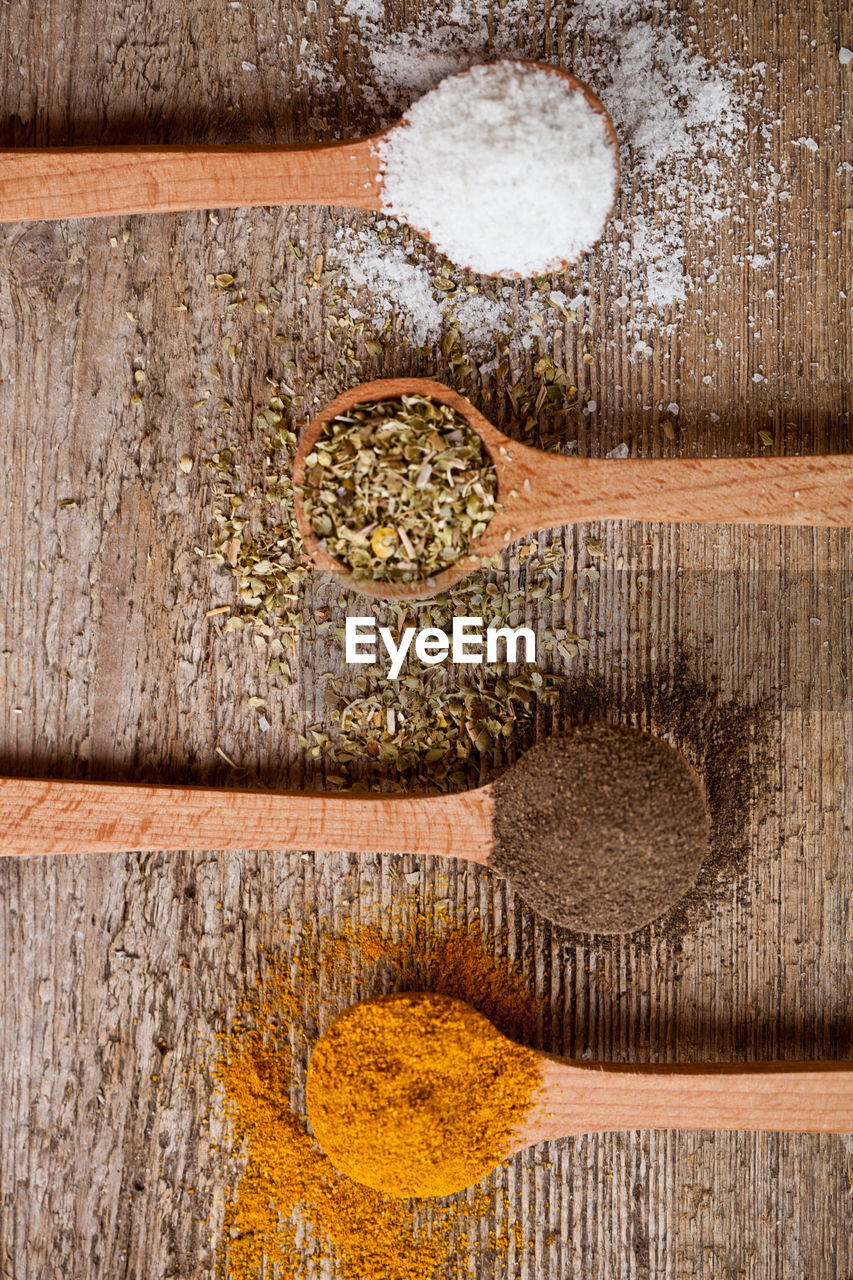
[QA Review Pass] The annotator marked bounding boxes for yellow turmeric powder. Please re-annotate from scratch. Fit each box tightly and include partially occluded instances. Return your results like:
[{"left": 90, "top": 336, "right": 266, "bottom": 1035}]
[
  {"left": 306, "top": 992, "right": 542, "bottom": 1198},
  {"left": 217, "top": 916, "right": 539, "bottom": 1279}
]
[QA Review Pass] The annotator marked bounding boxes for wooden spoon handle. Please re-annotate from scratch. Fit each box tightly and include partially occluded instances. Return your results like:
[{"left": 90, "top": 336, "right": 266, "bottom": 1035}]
[
  {"left": 0, "top": 776, "right": 493, "bottom": 860},
  {"left": 518, "top": 1059, "right": 853, "bottom": 1147},
  {"left": 487, "top": 452, "right": 853, "bottom": 546},
  {"left": 0, "top": 140, "right": 383, "bottom": 223}
]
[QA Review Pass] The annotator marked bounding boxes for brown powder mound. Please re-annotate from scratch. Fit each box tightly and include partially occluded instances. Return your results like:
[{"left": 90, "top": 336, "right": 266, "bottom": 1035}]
[
  {"left": 491, "top": 723, "right": 710, "bottom": 934},
  {"left": 306, "top": 992, "right": 542, "bottom": 1199}
]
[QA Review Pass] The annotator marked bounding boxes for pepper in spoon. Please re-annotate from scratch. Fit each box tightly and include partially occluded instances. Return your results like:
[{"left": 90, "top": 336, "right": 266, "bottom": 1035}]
[{"left": 0, "top": 724, "right": 710, "bottom": 936}]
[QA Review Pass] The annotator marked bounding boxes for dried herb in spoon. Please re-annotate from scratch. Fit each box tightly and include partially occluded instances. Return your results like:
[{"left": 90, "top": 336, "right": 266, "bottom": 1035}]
[{"left": 297, "top": 393, "right": 498, "bottom": 583}]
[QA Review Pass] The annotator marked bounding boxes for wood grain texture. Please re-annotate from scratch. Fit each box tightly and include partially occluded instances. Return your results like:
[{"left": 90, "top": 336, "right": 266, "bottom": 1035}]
[
  {"left": 0, "top": 775, "right": 494, "bottom": 859},
  {"left": 517, "top": 1060, "right": 853, "bottom": 1149},
  {"left": 0, "top": 139, "right": 384, "bottom": 222},
  {"left": 0, "top": 2, "right": 850, "bottom": 1280}
]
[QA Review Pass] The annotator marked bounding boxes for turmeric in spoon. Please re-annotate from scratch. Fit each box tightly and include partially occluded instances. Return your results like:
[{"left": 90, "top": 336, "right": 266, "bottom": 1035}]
[{"left": 307, "top": 992, "right": 853, "bottom": 1199}]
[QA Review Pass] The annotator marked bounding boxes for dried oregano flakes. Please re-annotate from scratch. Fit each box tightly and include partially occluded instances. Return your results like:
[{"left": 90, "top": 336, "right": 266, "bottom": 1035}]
[
  {"left": 297, "top": 394, "right": 498, "bottom": 584},
  {"left": 201, "top": 384, "right": 582, "bottom": 783}
]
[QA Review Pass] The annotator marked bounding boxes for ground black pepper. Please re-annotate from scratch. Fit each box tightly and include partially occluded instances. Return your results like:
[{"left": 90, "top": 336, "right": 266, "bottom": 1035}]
[{"left": 491, "top": 723, "right": 710, "bottom": 933}]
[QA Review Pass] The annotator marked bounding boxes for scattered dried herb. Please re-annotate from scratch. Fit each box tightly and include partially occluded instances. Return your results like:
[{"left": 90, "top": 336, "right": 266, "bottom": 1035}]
[
  {"left": 298, "top": 394, "right": 498, "bottom": 584},
  {"left": 320, "top": 667, "right": 557, "bottom": 789},
  {"left": 203, "top": 395, "right": 311, "bottom": 689},
  {"left": 199, "top": 380, "right": 626, "bottom": 784}
]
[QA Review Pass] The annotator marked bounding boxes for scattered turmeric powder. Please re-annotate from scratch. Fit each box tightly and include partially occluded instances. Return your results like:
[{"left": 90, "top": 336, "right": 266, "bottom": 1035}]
[
  {"left": 221, "top": 1038, "right": 447, "bottom": 1279},
  {"left": 216, "top": 915, "right": 539, "bottom": 1279},
  {"left": 306, "top": 992, "right": 542, "bottom": 1198}
]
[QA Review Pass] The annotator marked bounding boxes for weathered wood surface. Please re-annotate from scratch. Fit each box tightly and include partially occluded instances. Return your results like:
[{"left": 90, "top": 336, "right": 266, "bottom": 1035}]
[{"left": 0, "top": 2, "right": 850, "bottom": 1279}]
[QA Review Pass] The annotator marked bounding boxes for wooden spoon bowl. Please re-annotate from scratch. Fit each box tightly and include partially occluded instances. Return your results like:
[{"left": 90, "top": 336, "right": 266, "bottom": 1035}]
[
  {"left": 0, "top": 62, "right": 617, "bottom": 278},
  {"left": 292, "top": 377, "right": 853, "bottom": 601},
  {"left": 389, "top": 61, "right": 619, "bottom": 277}
]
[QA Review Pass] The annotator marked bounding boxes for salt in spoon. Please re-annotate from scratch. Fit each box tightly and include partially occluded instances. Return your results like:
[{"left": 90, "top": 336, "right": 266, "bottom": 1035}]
[
  {"left": 293, "top": 376, "right": 853, "bottom": 601},
  {"left": 307, "top": 992, "right": 853, "bottom": 1199},
  {"left": 0, "top": 63, "right": 616, "bottom": 277},
  {"left": 0, "top": 724, "right": 710, "bottom": 935}
]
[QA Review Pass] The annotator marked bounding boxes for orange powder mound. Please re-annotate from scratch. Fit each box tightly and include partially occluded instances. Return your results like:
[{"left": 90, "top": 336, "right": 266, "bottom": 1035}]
[
  {"left": 416, "top": 926, "right": 539, "bottom": 1041},
  {"left": 306, "top": 992, "right": 542, "bottom": 1198},
  {"left": 343, "top": 921, "right": 539, "bottom": 1042},
  {"left": 216, "top": 917, "right": 539, "bottom": 1279},
  {"left": 222, "top": 1043, "right": 448, "bottom": 1279}
]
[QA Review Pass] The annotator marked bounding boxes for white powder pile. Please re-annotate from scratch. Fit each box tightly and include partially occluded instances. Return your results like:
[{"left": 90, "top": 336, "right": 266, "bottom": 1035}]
[
  {"left": 377, "top": 61, "right": 618, "bottom": 278},
  {"left": 334, "top": 224, "right": 540, "bottom": 351}
]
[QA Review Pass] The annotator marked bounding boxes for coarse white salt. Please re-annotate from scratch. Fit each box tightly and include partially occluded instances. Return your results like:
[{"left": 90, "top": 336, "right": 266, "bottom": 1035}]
[
  {"left": 376, "top": 60, "right": 618, "bottom": 278},
  {"left": 334, "top": 231, "right": 444, "bottom": 344}
]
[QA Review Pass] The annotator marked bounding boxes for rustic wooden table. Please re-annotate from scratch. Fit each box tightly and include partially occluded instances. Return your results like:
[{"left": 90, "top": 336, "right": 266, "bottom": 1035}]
[{"left": 0, "top": 1, "right": 850, "bottom": 1277}]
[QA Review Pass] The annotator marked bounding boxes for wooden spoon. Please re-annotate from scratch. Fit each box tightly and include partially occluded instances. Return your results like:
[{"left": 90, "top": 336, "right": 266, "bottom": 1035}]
[
  {"left": 0, "top": 63, "right": 616, "bottom": 277},
  {"left": 0, "top": 725, "right": 710, "bottom": 935},
  {"left": 517, "top": 1056, "right": 853, "bottom": 1149},
  {"left": 293, "top": 377, "right": 853, "bottom": 601},
  {"left": 307, "top": 993, "right": 853, "bottom": 1199}
]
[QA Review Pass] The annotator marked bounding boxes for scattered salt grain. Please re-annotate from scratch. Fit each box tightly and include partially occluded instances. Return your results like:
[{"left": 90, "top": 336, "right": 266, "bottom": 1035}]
[
  {"left": 377, "top": 61, "right": 618, "bottom": 277},
  {"left": 333, "top": 231, "right": 443, "bottom": 345},
  {"left": 839, "top": 47, "right": 852, "bottom": 67},
  {"left": 334, "top": 225, "right": 528, "bottom": 352},
  {"left": 606, "top": 442, "right": 629, "bottom": 459}
]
